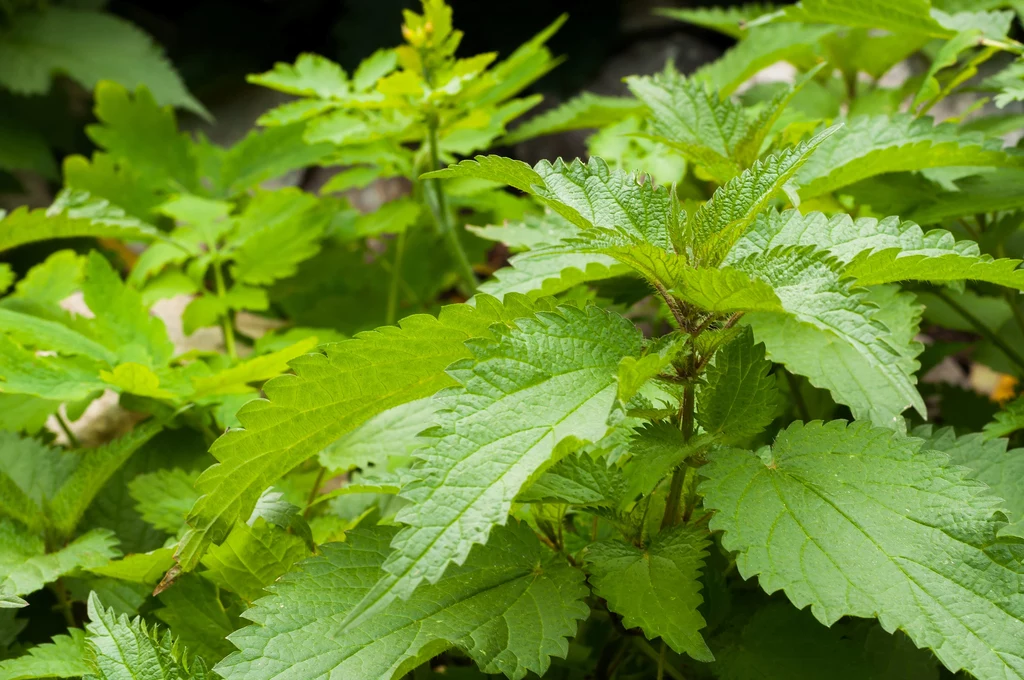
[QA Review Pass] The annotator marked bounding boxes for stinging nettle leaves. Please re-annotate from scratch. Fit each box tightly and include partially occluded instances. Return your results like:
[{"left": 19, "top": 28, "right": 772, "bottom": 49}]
[
  {"left": 345, "top": 304, "right": 642, "bottom": 627},
  {"left": 700, "top": 420, "right": 1024, "bottom": 680},
  {"left": 217, "top": 523, "right": 588, "bottom": 680}
]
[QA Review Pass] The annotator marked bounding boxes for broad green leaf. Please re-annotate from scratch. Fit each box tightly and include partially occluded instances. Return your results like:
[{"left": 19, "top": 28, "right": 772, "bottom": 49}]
[
  {"left": 915, "top": 426, "right": 1024, "bottom": 538},
  {"left": 985, "top": 396, "right": 1024, "bottom": 440},
  {"left": 0, "top": 8, "right": 205, "bottom": 115},
  {"left": 48, "top": 420, "right": 164, "bottom": 536},
  {"left": 701, "top": 420, "right": 1024, "bottom": 680},
  {"left": 190, "top": 337, "right": 320, "bottom": 399},
  {"left": 216, "top": 523, "right": 588, "bottom": 680},
  {"left": 913, "top": 30, "right": 982, "bottom": 110},
  {"left": 86, "top": 82, "right": 198, "bottom": 190},
  {"left": 89, "top": 548, "right": 176, "bottom": 585},
  {"left": 696, "top": 326, "right": 778, "bottom": 442},
  {"left": 584, "top": 525, "right": 712, "bottom": 661},
  {"left": 690, "top": 127, "right": 837, "bottom": 265},
  {"left": 0, "top": 190, "right": 164, "bottom": 254},
  {"left": 0, "top": 629, "right": 91, "bottom": 680},
  {"left": 82, "top": 252, "right": 175, "bottom": 367},
  {"left": 500, "top": 93, "right": 644, "bottom": 145},
  {"left": 85, "top": 593, "right": 212, "bottom": 679},
  {"left": 156, "top": 575, "right": 238, "bottom": 664},
  {"left": 794, "top": 114, "right": 1024, "bottom": 199},
  {"left": 201, "top": 519, "right": 308, "bottom": 604},
  {"left": 738, "top": 247, "right": 924, "bottom": 426},
  {"left": 844, "top": 249, "right": 1024, "bottom": 290},
  {"left": 227, "top": 189, "right": 334, "bottom": 286},
  {"left": 0, "top": 521, "right": 119, "bottom": 597},
  {"left": 130, "top": 468, "right": 200, "bottom": 534},
  {"left": 348, "top": 305, "right": 642, "bottom": 626},
  {"left": 0, "top": 433, "right": 72, "bottom": 531},
  {"left": 468, "top": 211, "right": 578, "bottom": 250},
  {"left": 319, "top": 397, "right": 438, "bottom": 473},
  {"left": 176, "top": 294, "right": 552, "bottom": 569},
  {"left": 517, "top": 452, "right": 628, "bottom": 507}
]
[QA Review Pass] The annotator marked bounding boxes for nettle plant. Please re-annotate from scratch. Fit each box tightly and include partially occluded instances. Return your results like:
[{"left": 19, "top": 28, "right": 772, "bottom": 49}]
[{"left": 4, "top": 0, "right": 1024, "bottom": 679}]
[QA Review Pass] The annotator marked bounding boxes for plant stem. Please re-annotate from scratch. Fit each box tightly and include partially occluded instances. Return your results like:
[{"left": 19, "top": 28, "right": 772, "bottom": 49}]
[
  {"left": 54, "top": 411, "right": 80, "bottom": 448},
  {"left": 636, "top": 639, "right": 685, "bottom": 680},
  {"left": 784, "top": 370, "right": 811, "bottom": 422},
  {"left": 212, "top": 258, "right": 237, "bottom": 361},
  {"left": 386, "top": 229, "right": 408, "bottom": 325},
  {"left": 425, "top": 116, "right": 477, "bottom": 295},
  {"left": 1006, "top": 291, "right": 1024, "bottom": 343},
  {"left": 662, "top": 382, "right": 694, "bottom": 529},
  {"left": 304, "top": 466, "right": 327, "bottom": 519},
  {"left": 52, "top": 579, "right": 76, "bottom": 628},
  {"left": 933, "top": 288, "right": 1024, "bottom": 374},
  {"left": 657, "top": 641, "right": 667, "bottom": 680}
]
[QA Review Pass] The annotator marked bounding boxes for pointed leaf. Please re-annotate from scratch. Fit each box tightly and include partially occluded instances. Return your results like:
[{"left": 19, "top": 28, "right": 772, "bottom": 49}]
[
  {"left": 697, "top": 326, "right": 778, "bottom": 442},
  {"left": 585, "top": 525, "right": 713, "bottom": 661}
]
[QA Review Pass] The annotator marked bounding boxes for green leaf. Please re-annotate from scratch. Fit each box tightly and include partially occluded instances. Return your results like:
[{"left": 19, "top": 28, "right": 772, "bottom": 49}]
[
  {"left": 346, "top": 306, "right": 641, "bottom": 624},
  {"left": 0, "top": 521, "right": 119, "bottom": 597},
  {"left": 985, "top": 396, "right": 1024, "bottom": 440},
  {"left": 48, "top": 420, "right": 164, "bottom": 536},
  {"left": 620, "top": 423, "right": 714, "bottom": 499},
  {"left": 176, "top": 295, "right": 552, "bottom": 569},
  {"left": 129, "top": 468, "right": 200, "bottom": 534},
  {"left": 190, "top": 337, "right": 320, "bottom": 399},
  {"left": 626, "top": 69, "right": 745, "bottom": 182},
  {"left": 697, "top": 326, "right": 778, "bottom": 443},
  {"left": 89, "top": 548, "right": 176, "bottom": 585},
  {"left": 518, "top": 452, "right": 628, "bottom": 507},
  {"left": 616, "top": 333, "right": 686, "bottom": 406},
  {"left": 672, "top": 266, "right": 784, "bottom": 314},
  {"left": 690, "top": 127, "right": 838, "bottom": 265},
  {"left": 915, "top": 425, "right": 1024, "bottom": 538},
  {"left": 781, "top": 0, "right": 950, "bottom": 36},
  {"left": 422, "top": 155, "right": 543, "bottom": 194},
  {"left": 700, "top": 420, "right": 1024, "bottom": 680},
  {"left": 319, "top": 397, "right": 438, "bottom": 473},
  {"left": 216, "top": 523, "right": 588, "bottom": 680},
  {"left": 0, "top": 8, "right": 205, "bottom": 115},
  {"left": 500, "top": 93, "right": 644, "bottom": 145},
  {"left": 156, "top": 575, "right": 238, "bottom": 664},
  {"left": 82, "top": 251, "right": 175, "bottom": 367},
  {"left": 738, "top": 247, "right": 924, "bottom": 427},
  {"left": 247, "top": 53, "right": 351, "bottom": 99},
  {"left": 0, "top": 433, "right": 69, "bottom": 531},
  {"left": 214, "top": 125, "right": 334, "bottom": 196},
  {"left": 86, "top": 82, "right": 198, "bottom": 190},
  {"left": 85, "top": 592, "right": 212, "bottom": 680},
  {"left": 201, "top": 519, "right": 308, "bottom": 604},
  {"left": 0, "top": 308, "right": 117, "bottom": 364},
  {"left": 480, "top": 249, "right": 629, "bottom": 299},
  {"left": 0, "top": 190, "right": 164, "bottom": 254},
  {"left": 584, "top": 525, "right": 712, "bottom": 661},
  {"left": 0, "top": 629, "right": 91, "bottom": 680},
  {"left": 904, "top": 169, "right": 1024, "bottom": 225},
  {"left": 844, "top": 249, "right": 1024, "bottom": 290},
  {"left": 658, "top": 4, "right": 776, "bottom": 39},
  {"left": 794, "top": 114, "right": 1024, "bottom": 199}
]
